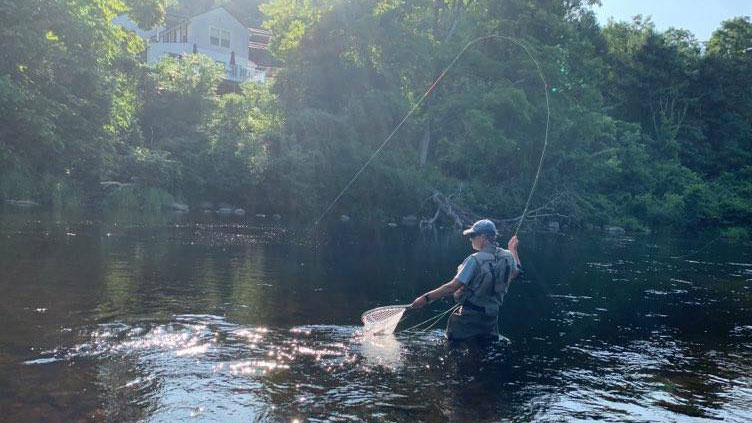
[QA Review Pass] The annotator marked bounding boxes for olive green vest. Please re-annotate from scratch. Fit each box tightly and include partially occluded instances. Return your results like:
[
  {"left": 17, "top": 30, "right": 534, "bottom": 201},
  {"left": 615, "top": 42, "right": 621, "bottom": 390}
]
[{"left": 446, "top": 245, "right": 516, "bottom": 341}]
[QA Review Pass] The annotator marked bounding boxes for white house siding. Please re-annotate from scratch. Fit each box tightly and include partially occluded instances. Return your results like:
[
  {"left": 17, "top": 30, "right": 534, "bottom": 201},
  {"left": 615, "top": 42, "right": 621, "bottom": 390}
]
[
  {"left": 142, "top": 8, "right": 265, "bottom": 83},
  {"left": 185, "top": 8, "right": 249, "bottom": 62},
  {"left": 112, "top": 14, "right": 160, "bottom": 40}
]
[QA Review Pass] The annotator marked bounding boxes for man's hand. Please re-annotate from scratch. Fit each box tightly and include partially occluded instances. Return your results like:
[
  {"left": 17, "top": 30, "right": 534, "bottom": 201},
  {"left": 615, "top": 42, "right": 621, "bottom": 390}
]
[
  {"left": 508, "top": 235, "right": 522, "bottom": 275},
  {"left": 453, "top": 286, "right": 465, "bottom": 302},
  {"left": 508, "top": 235, "right": 519, "bottom": 252},
  {"left": 411, "top": 295, "right": 428, "bottom": 309}
]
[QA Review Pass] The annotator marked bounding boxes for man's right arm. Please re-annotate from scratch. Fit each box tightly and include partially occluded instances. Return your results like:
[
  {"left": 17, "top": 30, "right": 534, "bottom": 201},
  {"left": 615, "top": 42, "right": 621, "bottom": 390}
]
[
  {"left": 411, "top": 278, "right": 463, "bottom": 309},
  {"left": 412, "top": 256, "right": 477, "bottom": 309},
  {"left": 508, "top": 235, "right": 521, "bottom": 280}
]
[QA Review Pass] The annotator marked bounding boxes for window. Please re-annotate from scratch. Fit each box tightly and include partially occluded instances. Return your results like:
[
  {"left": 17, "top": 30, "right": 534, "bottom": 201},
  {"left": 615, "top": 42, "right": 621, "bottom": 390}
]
[
  {"left": 181, "top": 24, "right": 188, "bottom": 43},
  {"left": 210, "top": 27, "right": 230, "bottom": 48},
  {"left": 221, "top": 30, "right": 230, "bottom": 48},
  {"left": 170, "top": 29, "right": 176, "bottom": 43}
]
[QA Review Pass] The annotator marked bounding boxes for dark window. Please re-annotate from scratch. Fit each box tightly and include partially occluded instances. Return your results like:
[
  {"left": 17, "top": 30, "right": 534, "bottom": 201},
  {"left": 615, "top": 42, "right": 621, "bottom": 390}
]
[
  {"left": 220, "top": 30, "right": 230, "bottom": 48},
  {"left": 210, "top": 28, "right": 220, "bottom": 46}
]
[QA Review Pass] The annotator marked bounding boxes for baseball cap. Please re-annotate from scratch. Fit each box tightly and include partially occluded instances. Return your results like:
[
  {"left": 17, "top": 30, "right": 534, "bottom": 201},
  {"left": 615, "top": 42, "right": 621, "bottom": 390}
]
[{"left": 462, "top": 219, "right": 497, "bottom": 237}]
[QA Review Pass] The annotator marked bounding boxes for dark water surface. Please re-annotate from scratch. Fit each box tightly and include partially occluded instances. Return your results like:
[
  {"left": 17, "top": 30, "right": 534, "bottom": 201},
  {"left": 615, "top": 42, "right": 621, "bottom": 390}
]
[{"left": 1, "top": 209, "right": 751, "bottom": 422}]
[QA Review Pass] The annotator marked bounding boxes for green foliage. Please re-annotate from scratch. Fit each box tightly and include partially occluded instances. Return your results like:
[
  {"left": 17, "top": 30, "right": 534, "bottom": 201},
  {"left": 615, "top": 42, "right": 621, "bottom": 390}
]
[
  {"left": 103, "top": 185, "right": 174, "bottom": 211},
  {"left": 0, "top": 167, "right": 37, "bottom": 201},
  {"left": 50, "top": 178, "right": 83, "bottom": 210},
  {"left": 1, "top": 0, "right": 751, "bottom": 233},
  {"left": 722, "top": 227, "right": 750, "bottom": 240}
]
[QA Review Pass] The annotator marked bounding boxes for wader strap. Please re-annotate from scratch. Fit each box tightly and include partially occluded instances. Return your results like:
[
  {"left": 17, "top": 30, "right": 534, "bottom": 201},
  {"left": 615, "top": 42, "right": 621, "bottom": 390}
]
[
  {"left": 459, "top": 256, "right": 481, "bottom": 302},
  {"left": 461, "top": 300, "right": 485, "bottom": 313},
  {"left": 463, "top": 260, "right": 496, "bottom": 310},
  {"left": 488, "top": 262, "right": 497, "bottom": 296}
]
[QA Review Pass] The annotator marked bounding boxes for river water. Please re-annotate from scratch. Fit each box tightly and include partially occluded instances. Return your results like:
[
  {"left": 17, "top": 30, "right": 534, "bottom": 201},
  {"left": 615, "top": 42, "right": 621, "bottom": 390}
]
[{"left": 0, "top": 209, "right": 750, "bottom": 422}]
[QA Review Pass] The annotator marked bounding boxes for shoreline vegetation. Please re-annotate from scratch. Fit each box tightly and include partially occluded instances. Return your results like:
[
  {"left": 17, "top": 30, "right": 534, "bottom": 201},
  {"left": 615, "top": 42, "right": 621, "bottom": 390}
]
[{"left": 1, "top": 1, "right": 750, "bottom": 239}]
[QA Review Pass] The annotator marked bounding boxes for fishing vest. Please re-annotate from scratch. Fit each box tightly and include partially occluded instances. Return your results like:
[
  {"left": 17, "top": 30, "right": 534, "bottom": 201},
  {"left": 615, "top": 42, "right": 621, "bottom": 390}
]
[{"left": 446, "top": 246, "right": 516, "bottom": 341}]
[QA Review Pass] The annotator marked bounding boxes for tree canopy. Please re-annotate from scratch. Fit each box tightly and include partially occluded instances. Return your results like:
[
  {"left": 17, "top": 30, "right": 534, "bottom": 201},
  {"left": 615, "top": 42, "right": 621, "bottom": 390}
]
[{"left": 1, "top": 0, "right": 750, "bottom": 236}]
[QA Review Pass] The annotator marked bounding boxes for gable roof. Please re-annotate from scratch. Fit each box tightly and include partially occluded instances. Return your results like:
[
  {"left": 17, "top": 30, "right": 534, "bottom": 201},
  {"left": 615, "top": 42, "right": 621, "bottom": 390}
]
[
  {"left": 165, "top": 6, "right": 245, "bottom": 29},
  {"left": 191, "top": 6, "right": 242, "bottom": 24}
]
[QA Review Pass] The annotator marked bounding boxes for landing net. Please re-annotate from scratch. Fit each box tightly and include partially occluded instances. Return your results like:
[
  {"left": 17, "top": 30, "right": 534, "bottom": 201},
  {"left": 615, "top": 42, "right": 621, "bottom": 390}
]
[{"left": 361, "top": 305, "right": 409, "bottom": 335}]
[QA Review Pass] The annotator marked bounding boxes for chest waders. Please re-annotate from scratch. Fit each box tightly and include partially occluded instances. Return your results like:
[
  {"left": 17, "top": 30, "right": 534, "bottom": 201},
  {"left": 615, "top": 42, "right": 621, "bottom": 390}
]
[{"left": 446, "top": 246, "right": 515, "bottom": 341}]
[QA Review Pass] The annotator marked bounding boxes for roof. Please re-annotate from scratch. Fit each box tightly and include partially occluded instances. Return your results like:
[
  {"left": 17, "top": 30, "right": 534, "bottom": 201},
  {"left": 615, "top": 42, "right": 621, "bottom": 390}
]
[{"left": 163, "top": 6, "right": 245, "bottom": 31}]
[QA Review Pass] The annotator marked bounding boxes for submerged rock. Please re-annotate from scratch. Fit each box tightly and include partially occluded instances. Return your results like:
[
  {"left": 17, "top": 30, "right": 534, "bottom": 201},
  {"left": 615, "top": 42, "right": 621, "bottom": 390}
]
[
  {"left": 387, "top": 222, "right": 398, "bottom": 228},
  {"left": 255, "top": 213, "right": 266, "bottom": 218},
  {"left": 99, "top": 181, "right": 132, "bottom": 189},
  {"left": 401, "top": 215, "right": 418, "bottom": 226},
  {"left": 217, "top": 207, "right": 233, "bottom": 214},
  {"left": 272, "top": 214, "right": 282, "bottom": 220},
  {"left": 169, "top": 202, "right": 189, "bottom": 213},
  {"left": 605, "top": 226, "right": 625, "bottom": 235},
  {"left": 5, "top": 200, "right": 39, "bottom": 207},
  {"left": 340, "top": 215, "right": 351, "bottom": 222},
  {"left": 199, "top": 201, "right": 213, "bottom": 210},
  {"left": 235, "top": 208, "right": 246, "bottom": 216}
]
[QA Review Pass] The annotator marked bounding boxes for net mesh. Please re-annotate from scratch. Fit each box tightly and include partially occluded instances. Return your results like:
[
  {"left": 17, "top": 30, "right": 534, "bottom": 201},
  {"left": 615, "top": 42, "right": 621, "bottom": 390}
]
[{"left": 361, "top": 305, "right": 408, "bottom": 335}]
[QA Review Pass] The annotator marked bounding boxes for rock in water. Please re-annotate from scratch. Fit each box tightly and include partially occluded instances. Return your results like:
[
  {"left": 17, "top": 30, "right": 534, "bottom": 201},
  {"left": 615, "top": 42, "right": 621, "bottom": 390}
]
[
  {"left": 5, "top": 200, "right": 39, "bottom": 207},
  {"left": 401, "top": 215, "right": 418, "bottom": 226},
  {"left": 605, "top": 226, "right": 625, "bottom": 235},
  {"left": 170, "top": 202, "right": 189, "bottom": 213}
]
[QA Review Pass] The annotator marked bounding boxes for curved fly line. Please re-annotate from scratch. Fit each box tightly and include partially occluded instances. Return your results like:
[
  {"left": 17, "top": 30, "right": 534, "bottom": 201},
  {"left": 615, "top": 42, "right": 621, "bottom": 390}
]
[{"left": 314, "top": 35, "right": 551, "bottom": 237}]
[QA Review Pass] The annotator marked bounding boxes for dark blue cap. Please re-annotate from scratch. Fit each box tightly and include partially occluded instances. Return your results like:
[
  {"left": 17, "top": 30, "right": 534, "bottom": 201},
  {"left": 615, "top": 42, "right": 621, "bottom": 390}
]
[{"left": 462, "top": 219, "right": 497, "bottom": 237}]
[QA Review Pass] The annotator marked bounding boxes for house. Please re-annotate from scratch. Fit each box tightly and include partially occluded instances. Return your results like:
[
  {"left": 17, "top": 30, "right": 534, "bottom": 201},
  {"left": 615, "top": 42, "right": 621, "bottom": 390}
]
[
  {"left": 248, "top": 26, "right": 281, "bottom": 79},
  {"left": 116, "top": 7, "right": 269, "bottom": 84},
  {"left": 112, "top": 14, "right": 160, "bottom": 40}
]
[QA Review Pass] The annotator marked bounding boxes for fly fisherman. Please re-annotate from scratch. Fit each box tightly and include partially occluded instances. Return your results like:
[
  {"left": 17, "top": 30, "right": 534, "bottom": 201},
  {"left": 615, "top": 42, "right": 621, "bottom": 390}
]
[{"left": 411, "top": 219, "right": 521, "bottom": 342}]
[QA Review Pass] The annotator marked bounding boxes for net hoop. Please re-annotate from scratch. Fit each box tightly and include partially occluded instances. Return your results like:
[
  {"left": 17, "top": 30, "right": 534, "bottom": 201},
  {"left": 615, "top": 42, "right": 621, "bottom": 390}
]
[{"left": 361, "top": 304, "right": 410, "bottom": 335}]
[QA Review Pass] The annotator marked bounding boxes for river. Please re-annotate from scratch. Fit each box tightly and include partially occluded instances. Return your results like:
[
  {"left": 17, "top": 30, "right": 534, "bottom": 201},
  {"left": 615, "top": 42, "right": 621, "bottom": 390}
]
[{"left": 0, "top": 209, "right": 750, "bottom": 422}]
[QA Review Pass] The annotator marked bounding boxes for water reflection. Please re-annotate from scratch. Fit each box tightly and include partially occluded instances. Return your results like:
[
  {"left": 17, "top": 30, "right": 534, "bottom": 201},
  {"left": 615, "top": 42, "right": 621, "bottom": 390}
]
[
  {"left": 358, "top": 332, "right": 403, "bottom": 370},
  {"left": 1, "top": 209, "right": 752, "bottom": 422}
]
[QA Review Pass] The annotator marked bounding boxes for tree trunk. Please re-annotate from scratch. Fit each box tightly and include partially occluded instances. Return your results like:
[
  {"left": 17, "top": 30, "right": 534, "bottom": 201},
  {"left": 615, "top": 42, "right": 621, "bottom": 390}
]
[
  {"left": 419, "top": 120, "right": 431, "bottom": 167},
  {"left": 418, "top": 0, "right": 464, "bottom": 168}
]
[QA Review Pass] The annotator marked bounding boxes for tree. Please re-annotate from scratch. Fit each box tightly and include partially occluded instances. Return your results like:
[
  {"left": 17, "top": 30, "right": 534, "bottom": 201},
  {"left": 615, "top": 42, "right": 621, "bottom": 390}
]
[
  {"left": 693, "top": 17, "right": 752, "bottom": 175},
  {"left": 0, "top": 0, "right": 168, "bottom": 200}
]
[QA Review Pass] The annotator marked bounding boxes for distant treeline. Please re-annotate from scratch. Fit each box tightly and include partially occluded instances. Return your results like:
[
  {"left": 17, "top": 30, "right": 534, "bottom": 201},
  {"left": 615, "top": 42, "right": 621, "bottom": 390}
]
[{"left": 0, "top": 0, "right": 750, "bottom": 236}]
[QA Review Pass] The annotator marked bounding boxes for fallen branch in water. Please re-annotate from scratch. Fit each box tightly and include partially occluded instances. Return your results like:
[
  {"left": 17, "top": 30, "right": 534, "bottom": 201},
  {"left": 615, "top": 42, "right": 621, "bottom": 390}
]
[
  {"left": 420, "top": 189, "right": 570, "bottom": 231},
  {"left": 424, "top": 189, "right": 473, "bottom": 229},
  {"left": 497, "top": 195, "right": 566, "bottom": 224}
]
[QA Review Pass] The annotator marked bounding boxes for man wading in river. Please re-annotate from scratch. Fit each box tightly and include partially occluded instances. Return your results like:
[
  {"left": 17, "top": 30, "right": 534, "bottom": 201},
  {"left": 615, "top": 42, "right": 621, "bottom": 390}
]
[{"left": 411, "top": 219, "right": 521, "bottom": 342}]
